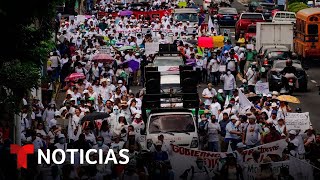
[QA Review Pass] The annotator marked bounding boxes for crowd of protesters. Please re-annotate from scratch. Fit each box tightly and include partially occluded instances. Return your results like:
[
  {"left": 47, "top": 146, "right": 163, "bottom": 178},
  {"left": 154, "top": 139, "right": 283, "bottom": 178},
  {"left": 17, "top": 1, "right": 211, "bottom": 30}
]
[{"left": 0, "top": 0, "right": 318, "bottom": 180}]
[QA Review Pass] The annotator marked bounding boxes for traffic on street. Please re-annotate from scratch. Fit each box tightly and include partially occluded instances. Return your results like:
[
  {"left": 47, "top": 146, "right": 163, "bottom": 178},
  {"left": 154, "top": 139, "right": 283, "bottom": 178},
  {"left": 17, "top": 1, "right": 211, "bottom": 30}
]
[{"left": 2, "top": 0, "right": 320, "bottom": 179}]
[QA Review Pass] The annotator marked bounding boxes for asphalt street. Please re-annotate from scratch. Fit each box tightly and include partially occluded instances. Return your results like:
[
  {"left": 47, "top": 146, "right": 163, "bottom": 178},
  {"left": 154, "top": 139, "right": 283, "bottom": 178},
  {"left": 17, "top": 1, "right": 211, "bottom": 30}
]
[{"left": 55, "top": 0, "right": 320, "bottom": 130}]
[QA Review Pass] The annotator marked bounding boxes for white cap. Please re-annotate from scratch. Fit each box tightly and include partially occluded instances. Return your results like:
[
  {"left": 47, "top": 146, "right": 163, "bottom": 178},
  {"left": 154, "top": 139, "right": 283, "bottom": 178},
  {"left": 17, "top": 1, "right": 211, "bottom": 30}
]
[
  {"left": 230, "top": 115, "right": 238, "bottom": 121},
  {"left": 236, "top": 142, "right": 246, "bottom": 148},
  {"left": 266, "top": 119, "right": 273, "bottom": 124},
  {"left": 70, "top": 98, "right": 76, "bottom": 101},
  {"left": 155, "top": 141, "right": 163, "bottom": 146},
  {"left": 272, "top": 91, "right": 279, "bottom": 96},
  {"left": 119, "top": 113, "right": 125, "bottom": 117},
  {"left": 134, "top": 114, "right": 141, "bottom": 119},
  {"left": 58, "top": 134, "right": 65, "bottom": 139},
  {"left": 218, "top": 89, "right": 223, "bottom": 93},
  {"left": 83, "top": 90, "right": 89, "bottom": 94},
  {"left": 224, "top": 50, "right": 228, "bottom": 54},
  {"left": 107, "top": 78, "right": 111, "bottom": 82},
  {"left": 118, "top": 80, "right": 123, "bottom": 84},
  {"left": 262, "top": 93, "right": 267, "bottom": 97},
  {"left": 271, "top": 102, "right": 277, "bottom": 108},
  {"left": 54, "top": 111, "right": 61, "bottom": 117},
  {"left": 242, "top": 79, "right": 247, "bottom": 83},
  {"left": 101, "top": 78, "right": 107, "bottom": 83},
  {"left": 289, "top": 130, "right": 297, "bottom": 135},
  {"left": 267, "top": 93, "right": 272, "bottom": 98}
]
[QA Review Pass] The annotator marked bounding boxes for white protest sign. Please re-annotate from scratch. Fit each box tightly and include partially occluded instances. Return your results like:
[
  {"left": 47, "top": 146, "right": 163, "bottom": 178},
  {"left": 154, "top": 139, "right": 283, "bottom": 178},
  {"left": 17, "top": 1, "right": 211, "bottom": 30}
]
[
  {"left": 219, "top": 65, "right": 226, "bottom": 72},
  {"left": 145, "top": 42, "right": 160, "bottom": 55},
  {"left": 285, "top": 112, "right": 311, "bottom": 131},
  {"left": 98, "top": 46, "right": 110, "bottom": 54},
  {"left": 76, "top": 15, "right": 86, "bottom": 24},
  {"left": 246, "top": 44, "right": 254, "bottom": 50},
  {"left": 170, "top": 144, "right": 226, "bottom": 178},
  {"left": 242, "top": 139, "right": 288, "bottom": 163},
  {"left": 255, "top": 82, "right": 269, "bottom": 95},
  {"left": 243, "top": 158, "right": 314, "bottom": 180}
]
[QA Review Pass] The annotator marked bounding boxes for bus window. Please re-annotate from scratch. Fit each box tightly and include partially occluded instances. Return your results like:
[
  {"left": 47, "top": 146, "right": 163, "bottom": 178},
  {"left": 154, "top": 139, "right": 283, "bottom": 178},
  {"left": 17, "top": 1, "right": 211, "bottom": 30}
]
[{"left": 308, "top": 24, "right": 318, "bottom": 35}]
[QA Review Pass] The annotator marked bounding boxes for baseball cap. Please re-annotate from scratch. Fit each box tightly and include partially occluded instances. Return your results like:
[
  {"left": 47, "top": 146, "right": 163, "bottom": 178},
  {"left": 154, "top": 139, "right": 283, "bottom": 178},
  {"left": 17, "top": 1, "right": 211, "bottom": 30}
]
[
  {"left": 267, "top": 94, "right": 272, "bottom": 98},
  {"left": 289, "top": 130, "right": 296, "bottom": 135},
  {"left": 236, "top": 142, "right": 246, "bottom": 149},
  {"left": 134, "top": 114, "right": 141, "bottom": 119},
  {"left": 230, "top": 115, "right": 238, "bottom": 121},
  {"left": 118, "top": 80, "right": 123, "bottom": 84},
  {"left": 271, "top": 102, "right": 277, "bottom": 108}
]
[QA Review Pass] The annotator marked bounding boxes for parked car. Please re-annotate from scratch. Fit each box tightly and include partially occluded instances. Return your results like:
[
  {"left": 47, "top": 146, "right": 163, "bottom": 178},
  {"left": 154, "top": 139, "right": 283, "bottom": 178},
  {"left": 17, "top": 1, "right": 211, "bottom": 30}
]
[
  {"left": 217, "top": 7, "right": 238, "bottom": 26},
  {"left": 267, "top": 60, "right": 308, "bottom": 92},
  {"left": 255, "top": 2, "right": 276, "bottom": 21},
  {"left": 258, "top": 45, "right": 291, "bottom": 76},
  {"left": 235, "top": 13, "right": 265, "bottom": 40}
]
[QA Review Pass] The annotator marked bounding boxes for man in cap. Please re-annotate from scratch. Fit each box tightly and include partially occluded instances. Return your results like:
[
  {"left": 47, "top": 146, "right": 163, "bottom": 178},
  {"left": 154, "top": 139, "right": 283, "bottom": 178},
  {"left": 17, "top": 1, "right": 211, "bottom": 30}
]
[
  {"left": 245, "top": 62, "right": 259, "bottom": 92},
  {"left": 225, "top": 115, "right": 242, "bottom": 151},
  {"left": 287, "top": 130, "right": 305, "bottom": 159},
  {"left": 99, "top": 78, "right": 112, "bottom": 102},
  {"left": 152, "top": 141, "right": 169, "bottom": 161},
  {"left": 202, "top": 83, "right": 217, "bottom": 109},
  {"left": 234, "top": 142, "right": 246, "bottom": 166},
  {"left": 243, "top": 115, "right": 263, "bottom": 148},
  {"left": 131, "top": 113, "right": 145, "bottom": 137}
]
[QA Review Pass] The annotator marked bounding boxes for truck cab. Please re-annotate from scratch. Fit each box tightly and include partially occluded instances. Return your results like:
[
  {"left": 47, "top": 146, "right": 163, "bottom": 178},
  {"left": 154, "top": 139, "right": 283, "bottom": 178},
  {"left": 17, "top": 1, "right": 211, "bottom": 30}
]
[
  {"left": 145, "top": 109, "right": 198, "bottom": 150},
  {"left": 235, "top": 13, "right": 265, "bottom": 40}
]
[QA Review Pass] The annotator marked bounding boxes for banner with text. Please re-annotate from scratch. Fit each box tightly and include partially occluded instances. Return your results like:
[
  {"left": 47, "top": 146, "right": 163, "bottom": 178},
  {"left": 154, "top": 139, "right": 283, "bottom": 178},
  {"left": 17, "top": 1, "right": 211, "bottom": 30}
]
[
  {"left": 285, "top": 112, "right": 311, "bottom": 132},
  {"left": 145, "top": 42, "right": 160, "bottom": 55},
  {"left": 255, "top": 82, "right": 269, "bottom": 95},
  {"left": 243, "top": 158, "right": 314, "bottom": 180},
  {"left": 242, "top": 139, "right": 288, "bottom": 163}
]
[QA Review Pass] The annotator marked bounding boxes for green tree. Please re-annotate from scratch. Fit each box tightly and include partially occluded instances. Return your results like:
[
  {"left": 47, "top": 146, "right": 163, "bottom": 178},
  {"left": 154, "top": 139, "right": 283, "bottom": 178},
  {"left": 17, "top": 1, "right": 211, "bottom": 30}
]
[{"left": 0, "top": 0, "right": 62, "bottom": 113}]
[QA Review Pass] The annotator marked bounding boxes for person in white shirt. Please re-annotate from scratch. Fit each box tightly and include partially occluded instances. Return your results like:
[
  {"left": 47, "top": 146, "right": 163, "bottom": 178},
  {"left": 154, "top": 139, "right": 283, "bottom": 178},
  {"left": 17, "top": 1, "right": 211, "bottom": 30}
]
[
  {"left": 99, "top": 78, "right": 112, "bottom": 102},
  {"left": 84, "top": 127, "right": 97, "bottom": 145},
  {"left": 131, "top": 114, "right": 145, "bottom": 137},
  {"left": 220, "top": 70, "right": 236, "bottom": 96},
  {"left": 210, "top": 97, "right": 221, "bottom": 118},
  {"left": 93, "top": 136, "right": 109, "bottom": 152},
  {"left": 209, "top": 54, "right": 220, "bottom": 85},
  {"left": 288, "top": 130, "right": 305, "bottom": 159},
  {"left": 202, "top": 83, "right": 217, "bottom": 109},
  {"left": 245, "top": 63, "right": 259, "bottom": 93},
  {"left": 32, "top": 133, "right": 44, "bottom": 152},
  {"left": 208, "top": 115, "right": 221, "bottom": 152}
]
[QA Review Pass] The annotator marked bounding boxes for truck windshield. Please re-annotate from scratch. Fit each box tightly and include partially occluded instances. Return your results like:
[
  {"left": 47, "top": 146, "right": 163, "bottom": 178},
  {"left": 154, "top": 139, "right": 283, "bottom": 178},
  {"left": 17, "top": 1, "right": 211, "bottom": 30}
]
[
  {"left": 174, "top": 13, "right": 198, "bottom": 22},
  {"left": 241, "top": 14, "right": 264, "bottom": 20},
  {"left": 149, "top": 114, "right": 195, "bottom": 133}
]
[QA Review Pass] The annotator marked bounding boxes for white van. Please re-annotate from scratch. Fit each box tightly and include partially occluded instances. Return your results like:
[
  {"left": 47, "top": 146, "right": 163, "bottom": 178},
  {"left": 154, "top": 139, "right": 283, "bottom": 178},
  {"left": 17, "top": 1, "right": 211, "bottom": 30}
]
[
  {"left": 272, "top": 11, "right": 296, "bottom": 24},
  {"left": 146, "top": 110, "right": 199, "bottom": 150}
]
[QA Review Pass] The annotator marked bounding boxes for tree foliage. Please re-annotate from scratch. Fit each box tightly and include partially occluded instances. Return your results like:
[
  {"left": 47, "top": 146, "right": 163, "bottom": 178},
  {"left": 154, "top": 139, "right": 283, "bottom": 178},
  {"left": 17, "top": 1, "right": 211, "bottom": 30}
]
[
  {"left": 288, "top": 2, "right": 309, "bottom": 13},
  {"left": 0, "top": 0, "right": 63, "bottom": 113}
]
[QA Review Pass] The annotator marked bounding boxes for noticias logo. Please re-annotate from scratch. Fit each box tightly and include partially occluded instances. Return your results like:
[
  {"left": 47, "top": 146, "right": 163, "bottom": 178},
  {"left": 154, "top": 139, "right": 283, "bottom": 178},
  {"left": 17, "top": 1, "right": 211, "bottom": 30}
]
[{"left": 10, "top": 144, "right": 130, "bottom": 169}]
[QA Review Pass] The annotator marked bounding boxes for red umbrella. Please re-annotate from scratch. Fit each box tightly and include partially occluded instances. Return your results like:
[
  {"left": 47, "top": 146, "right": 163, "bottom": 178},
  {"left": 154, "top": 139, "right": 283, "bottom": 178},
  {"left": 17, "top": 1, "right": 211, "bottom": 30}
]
[
  {"left": 198, "top": 37, "right": 214, "bottom": 48},
  {"left": 92, "top": 54, "right": 114, "bottom": 63},
  {"left": 65, "top": 73, "right": 86, "bottom": 82}
]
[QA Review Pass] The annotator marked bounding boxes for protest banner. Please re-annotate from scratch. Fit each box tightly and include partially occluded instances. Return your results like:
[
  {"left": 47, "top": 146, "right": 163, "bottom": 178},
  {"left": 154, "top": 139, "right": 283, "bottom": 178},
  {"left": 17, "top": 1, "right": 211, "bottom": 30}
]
[
  {"left": 243, "top": 158, "right": 314, "bottom": 180},
  {"left": 255, "top": 82, "right": 269, "bottom": 95},
  {"left": 242, "top": 139, "right": 288, "bottom": 163},
  {"left": 170, "top": 144, "right": 226, "bottom": 177},
  {"left": 285, "top": 112, "right": 311, "bottom": 131},
  {"left": 238, "top": 89, "right": 253, "bottom": 113},
  {"left": 212, "top": 36, "right": 224, "bottom": 48},
  {"left": 246, "top": 44, "right": 254, "bottom": 50},
  {"left": 145, "top": 42, "right": 160, "bottom": 55},
  {"left": 98, "top": 46, "right": 110, "bottom": 54},
  {"left": 219, "top": 65, "right": 226, "bottom": 72}
]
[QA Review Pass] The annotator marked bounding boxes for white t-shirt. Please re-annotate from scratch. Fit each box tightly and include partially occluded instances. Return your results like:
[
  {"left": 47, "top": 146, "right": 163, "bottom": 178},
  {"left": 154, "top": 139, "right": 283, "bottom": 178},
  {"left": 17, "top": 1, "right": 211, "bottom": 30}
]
[
  {"left": 209, "top": 59, "right": 220, "bottom": 72},
  {"left": 202, "top": 88, "right": 217, "bottom": 106},
  {"left": 208, "top": 122, "right": 221, "bottom": 142},
  {"left": 210, "top": 102, "right": 221, "bottom": 117}
]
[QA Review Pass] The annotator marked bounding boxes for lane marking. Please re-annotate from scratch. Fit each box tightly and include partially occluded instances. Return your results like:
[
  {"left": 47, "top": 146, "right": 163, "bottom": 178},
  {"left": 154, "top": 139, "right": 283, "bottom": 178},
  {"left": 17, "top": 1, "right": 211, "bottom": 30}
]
[{"left": 311, "top": 80, "right": 317, "bottom": 84}]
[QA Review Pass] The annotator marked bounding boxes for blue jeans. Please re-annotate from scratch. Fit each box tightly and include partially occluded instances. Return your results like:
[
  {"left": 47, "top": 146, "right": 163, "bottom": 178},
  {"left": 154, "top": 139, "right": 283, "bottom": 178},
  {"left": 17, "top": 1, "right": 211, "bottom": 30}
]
[
  {"left": 224, "top": 90, "right": 233, "bottom": 97},
  {"left": 208, "top": 141, "right": 219, "bottom": 152}
]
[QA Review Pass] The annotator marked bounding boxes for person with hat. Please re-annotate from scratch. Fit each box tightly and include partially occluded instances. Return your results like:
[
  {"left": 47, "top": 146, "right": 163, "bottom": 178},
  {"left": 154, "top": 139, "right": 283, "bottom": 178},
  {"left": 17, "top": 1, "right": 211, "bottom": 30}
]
[
  {"left": 287, "top": 130, "right": 305, "bottom": 159},
  {"left": 263, "top": 125, "right": 281, "bottom": 144},
  {"left": 99, "top": 78, "right": 112, "bottom": 102},
  {"left": 49, "top": 111, "right": 61, "bottom": 129},
  {"left": 220, "top": 69, "right": 237, "bottom": 97},
  {"left": 268, "top": 109, "right": 279, "bottom": 125},
  {"left": 199, "top": 113, "right": 209, "bottom": 150},
  {"left": 243, "top": 115, "right": 263, "bottom": 148},
  {"left": 152, "top": 140, "right": 169, "bottom": 161},
  {"left": 202, "top": 83, "right": 217, "bottom": 109},
  {"left": 225, "top": 115, "right": 242, "bottom": 151},
  {"left": 220, "top": 153, "right": 244, "bottom": 180},
  {"left": 208, "top": 53, "right": 221, "bottom": 86},
  {"left": 131, "top": 113, "right": 145, "bottom": 137},
  {"left": 54, "top": 134, "right": 68, "bottom": 152},
  {"left": 255, "top": 157, "right": 274, "bottom": 180},
  {"left": 275, "top": 118, "right": 287, "bottom": 137},
  {"left": 234, "top": 142, "right": 246, "bottom": 166},
  {"left": 245, "top": 62, "right": 259, "bottom": 93}
]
